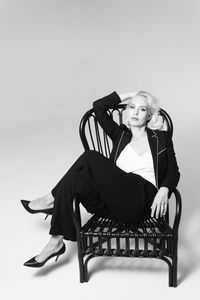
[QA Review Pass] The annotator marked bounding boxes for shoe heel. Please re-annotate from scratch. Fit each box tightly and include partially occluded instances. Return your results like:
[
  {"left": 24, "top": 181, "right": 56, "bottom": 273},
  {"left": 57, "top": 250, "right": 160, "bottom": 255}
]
[{"left": 55, "top": 255, "right": 60, "bottom": 262}]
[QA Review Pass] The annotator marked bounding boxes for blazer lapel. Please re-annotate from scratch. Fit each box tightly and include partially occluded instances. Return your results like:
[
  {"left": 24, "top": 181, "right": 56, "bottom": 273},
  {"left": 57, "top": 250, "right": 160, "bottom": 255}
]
[
  {"left": 113, "top": 130, "right": 131, "bottom": 162},
  {"left": 146, "top": 127, "right": 158, "bottom": 188},
  {"left": 114, "top": 126, "right": 159, "bottom": 189}
]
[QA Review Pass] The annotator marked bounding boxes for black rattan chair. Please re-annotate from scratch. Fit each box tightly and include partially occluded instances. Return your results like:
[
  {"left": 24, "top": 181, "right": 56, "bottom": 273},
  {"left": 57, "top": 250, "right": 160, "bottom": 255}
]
[{"left": 72, "top": 104, "right": 182, "bottom": 287}]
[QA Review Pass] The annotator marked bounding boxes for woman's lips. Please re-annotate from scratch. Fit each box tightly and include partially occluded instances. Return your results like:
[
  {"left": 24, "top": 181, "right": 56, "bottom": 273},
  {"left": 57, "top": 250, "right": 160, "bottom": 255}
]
[{"left": 131, "top": 117, "right": 139, "bottom": 120}]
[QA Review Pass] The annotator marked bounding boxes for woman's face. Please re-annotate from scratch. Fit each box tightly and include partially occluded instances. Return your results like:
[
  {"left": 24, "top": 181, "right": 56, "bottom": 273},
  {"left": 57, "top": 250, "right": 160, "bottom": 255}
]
[{"left": 126, "top": 95, "right": 150, "bottom": 128}]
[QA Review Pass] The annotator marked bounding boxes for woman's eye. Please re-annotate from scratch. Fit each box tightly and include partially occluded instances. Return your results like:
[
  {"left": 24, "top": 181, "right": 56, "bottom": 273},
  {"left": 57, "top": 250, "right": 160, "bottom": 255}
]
[{"left": 141, "top": 108, "right": 147, "bottom": 112}]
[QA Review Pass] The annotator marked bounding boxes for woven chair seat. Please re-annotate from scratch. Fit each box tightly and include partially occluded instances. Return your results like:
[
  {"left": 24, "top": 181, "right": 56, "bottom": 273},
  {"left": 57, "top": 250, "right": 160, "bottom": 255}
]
[{"left": 81, "top": 215, "right": 174, "bottom": 258}]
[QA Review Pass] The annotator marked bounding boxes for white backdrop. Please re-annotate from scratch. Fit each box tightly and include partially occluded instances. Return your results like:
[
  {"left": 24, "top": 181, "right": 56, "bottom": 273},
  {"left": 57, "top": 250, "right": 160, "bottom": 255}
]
[{"left": 1, "top": 0, "right": 200, "bottom": 299}]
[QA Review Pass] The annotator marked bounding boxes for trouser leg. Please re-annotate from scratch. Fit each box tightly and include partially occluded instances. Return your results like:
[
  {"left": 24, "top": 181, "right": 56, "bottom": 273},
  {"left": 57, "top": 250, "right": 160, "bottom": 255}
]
[
  {"left": 49, "top": 150, "right": 156, "bottom": 241},
  {"left": 49, "top": 151, "right": 114, "bottom": 241}
]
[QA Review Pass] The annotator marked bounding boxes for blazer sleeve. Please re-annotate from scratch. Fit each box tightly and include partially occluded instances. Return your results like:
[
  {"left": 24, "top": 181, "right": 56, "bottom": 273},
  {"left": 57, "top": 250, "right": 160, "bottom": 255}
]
[
  {"left": 93, "top": 91, "right": 122, "bottom": 141},
  {"left": 160, "top": 132, "right": 180, "bottom": 196}
]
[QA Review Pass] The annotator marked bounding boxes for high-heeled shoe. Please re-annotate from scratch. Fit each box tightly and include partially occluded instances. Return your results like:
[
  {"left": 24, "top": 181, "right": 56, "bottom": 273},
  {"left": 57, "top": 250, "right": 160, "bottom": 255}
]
[
  {"left": 21, "top": 200, "right": 53, "bottom": 217},
  {"left": 24, "top": 243, "right": 66, "bottom": 268}
]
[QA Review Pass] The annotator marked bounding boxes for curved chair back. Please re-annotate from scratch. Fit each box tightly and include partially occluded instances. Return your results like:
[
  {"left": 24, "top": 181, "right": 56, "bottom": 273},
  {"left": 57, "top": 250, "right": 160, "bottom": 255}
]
[{"left": 79, "top": 104, "right": 173, "bottom": 158}]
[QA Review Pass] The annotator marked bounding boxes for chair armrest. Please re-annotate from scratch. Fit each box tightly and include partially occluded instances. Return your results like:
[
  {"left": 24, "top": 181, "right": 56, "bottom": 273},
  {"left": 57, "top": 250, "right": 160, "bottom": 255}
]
[
  {"left": 72, "top": 195, "right": 82, "bottom": 232},
  {"left": 171, "top": 188, "right": 182, "bottom": 234}
]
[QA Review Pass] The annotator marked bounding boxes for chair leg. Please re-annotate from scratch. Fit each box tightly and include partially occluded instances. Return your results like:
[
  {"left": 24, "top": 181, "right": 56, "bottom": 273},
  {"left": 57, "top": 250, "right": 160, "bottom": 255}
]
[
  {"left": 172, "top": 257, "right": 178, "bottom": 287},
  {"left": 84, "top": 258, "right": 89, "bottom": 282},
  {"left": 160, "top": 256, "right": 173, "bottom": 287},
  {"left": 168, "top": 261, "right": 173, "bottom": 287},
  {"left": 84, "top": 254, "right": 95, "bottom": 282},
  {"left": 77, "top": 252, "right": 86, "bottom": 283},
  {"left": 171, "top": 237, "right": 178, "bottom": 287},
  {"left": 76, "top": 235, "right": 86, "bottom": 283}
]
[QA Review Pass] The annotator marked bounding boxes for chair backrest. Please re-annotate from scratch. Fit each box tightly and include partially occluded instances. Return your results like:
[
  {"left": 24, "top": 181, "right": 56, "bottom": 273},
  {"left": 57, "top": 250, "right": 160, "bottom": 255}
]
[{"left": 79, "top": 103, "right": 173, "bottom": 158}]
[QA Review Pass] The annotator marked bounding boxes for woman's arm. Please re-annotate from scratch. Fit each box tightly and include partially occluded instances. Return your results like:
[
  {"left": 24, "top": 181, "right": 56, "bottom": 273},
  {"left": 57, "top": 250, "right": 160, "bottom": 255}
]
[
  {"left": 93, "top": 91, "right": 133, "bottom": 141},
  {"left": 151, "top": 133, "right": 180, "bottom": 219}
]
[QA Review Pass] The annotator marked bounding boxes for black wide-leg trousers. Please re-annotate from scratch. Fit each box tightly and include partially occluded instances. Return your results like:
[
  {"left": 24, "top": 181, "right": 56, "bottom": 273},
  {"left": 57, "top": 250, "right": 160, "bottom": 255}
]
[{"left": 50, "top": 150, "right": 157, "bottom": 241}]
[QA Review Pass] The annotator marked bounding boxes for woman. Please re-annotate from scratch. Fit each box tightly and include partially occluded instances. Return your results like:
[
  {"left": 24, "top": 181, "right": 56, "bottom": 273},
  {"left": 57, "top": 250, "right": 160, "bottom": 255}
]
[{"left": 21, "top": 91, "right": 180, "bottom": 267}]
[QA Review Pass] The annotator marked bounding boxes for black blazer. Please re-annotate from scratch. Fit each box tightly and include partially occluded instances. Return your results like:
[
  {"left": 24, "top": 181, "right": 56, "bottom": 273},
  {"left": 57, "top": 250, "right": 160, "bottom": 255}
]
[{"left": 93, "top": 91, "right": 180, "bottom": 197}]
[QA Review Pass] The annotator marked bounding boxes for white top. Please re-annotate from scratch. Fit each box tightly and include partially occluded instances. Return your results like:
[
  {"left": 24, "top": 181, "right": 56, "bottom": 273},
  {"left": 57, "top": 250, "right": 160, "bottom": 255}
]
[{"left": 116, "top": 143, "right": 156, "bottom": 187}]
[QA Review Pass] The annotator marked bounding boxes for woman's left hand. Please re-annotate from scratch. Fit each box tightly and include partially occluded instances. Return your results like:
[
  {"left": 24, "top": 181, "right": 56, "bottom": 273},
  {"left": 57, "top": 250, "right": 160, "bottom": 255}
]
[{"left": 151, "top": 187, "right": 169, "bottom": 219}]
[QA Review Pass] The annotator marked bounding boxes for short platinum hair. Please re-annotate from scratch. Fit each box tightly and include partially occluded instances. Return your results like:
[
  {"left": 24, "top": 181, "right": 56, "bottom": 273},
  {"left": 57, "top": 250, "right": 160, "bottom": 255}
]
[{"left": 125, "top": 91, "right": 164, "bottom": 130}]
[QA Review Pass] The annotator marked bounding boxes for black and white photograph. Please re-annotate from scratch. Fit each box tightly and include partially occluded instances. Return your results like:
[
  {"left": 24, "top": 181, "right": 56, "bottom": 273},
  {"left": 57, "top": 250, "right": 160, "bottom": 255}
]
[{"left": 1, "top": 0, "right": 199, "bottom": 299}]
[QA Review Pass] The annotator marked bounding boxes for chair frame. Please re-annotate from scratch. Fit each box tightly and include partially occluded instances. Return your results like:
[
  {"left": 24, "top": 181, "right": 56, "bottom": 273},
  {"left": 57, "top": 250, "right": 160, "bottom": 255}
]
[{"left": 72, "top": 104, "right": 182, "bottom": 287}]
